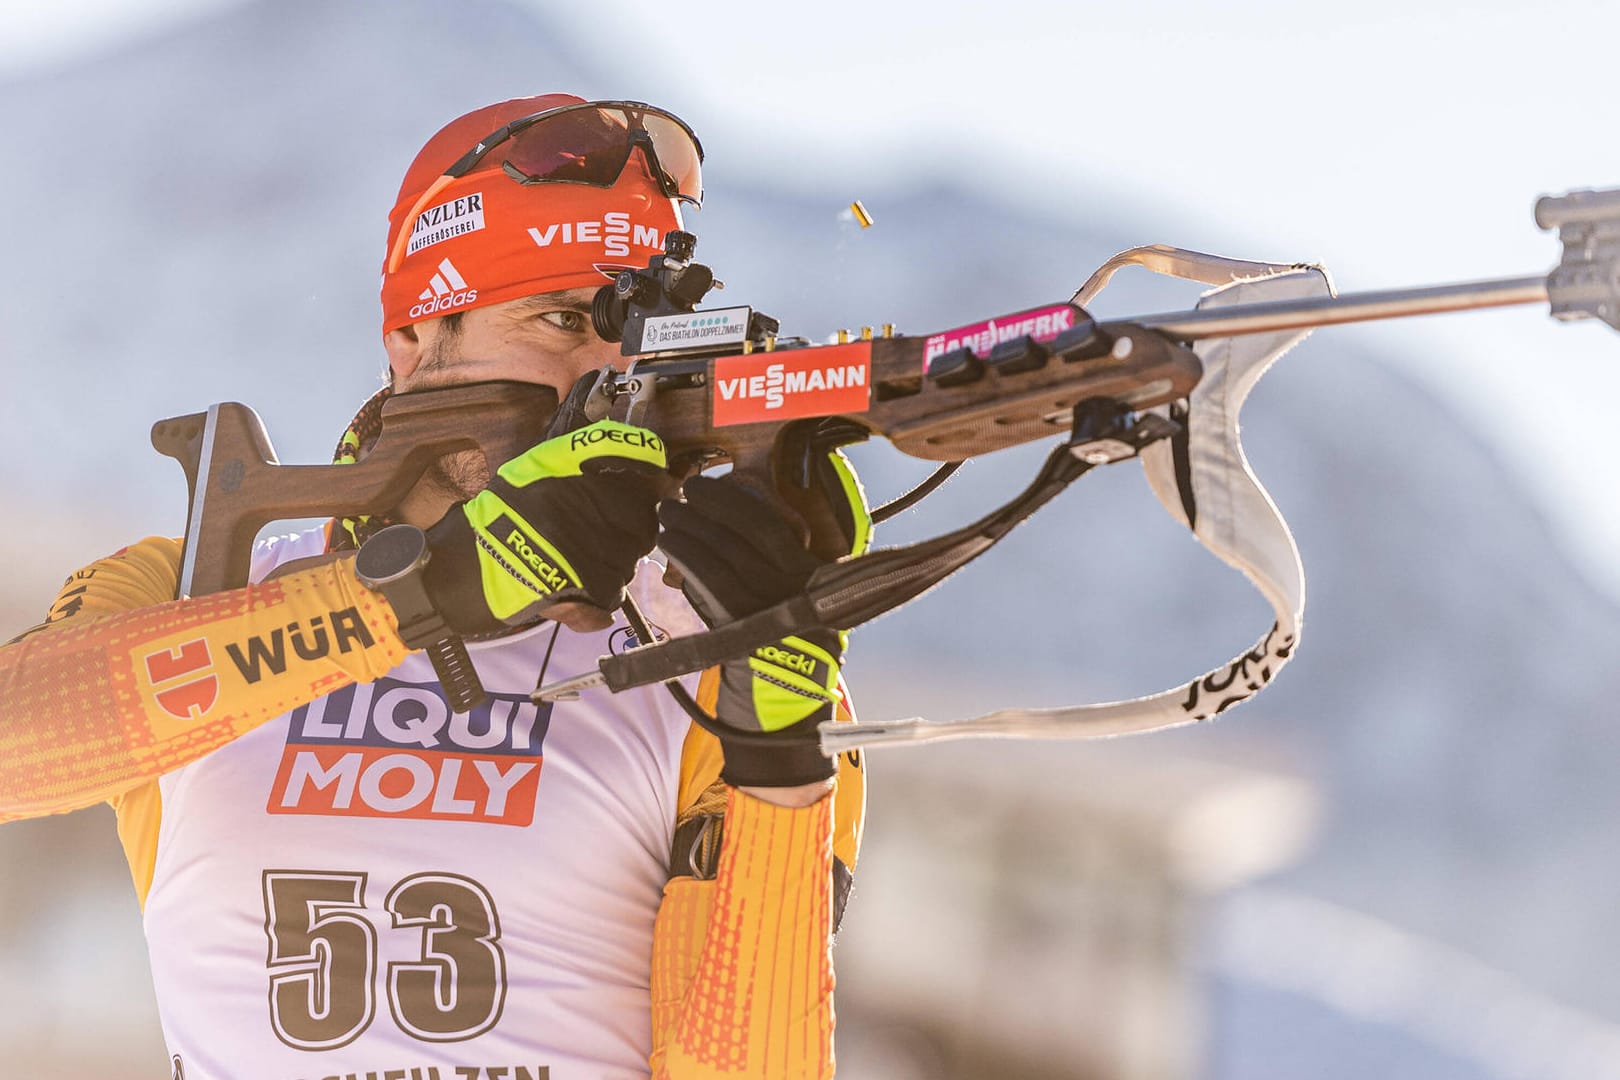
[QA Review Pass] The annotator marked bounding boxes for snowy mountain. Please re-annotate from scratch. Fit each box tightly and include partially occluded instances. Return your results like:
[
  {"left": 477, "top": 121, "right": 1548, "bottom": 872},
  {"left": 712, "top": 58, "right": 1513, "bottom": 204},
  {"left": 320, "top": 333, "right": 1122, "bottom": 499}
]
[{"left": 2, "top": 0, "right": 1618, "bottom": 1075}]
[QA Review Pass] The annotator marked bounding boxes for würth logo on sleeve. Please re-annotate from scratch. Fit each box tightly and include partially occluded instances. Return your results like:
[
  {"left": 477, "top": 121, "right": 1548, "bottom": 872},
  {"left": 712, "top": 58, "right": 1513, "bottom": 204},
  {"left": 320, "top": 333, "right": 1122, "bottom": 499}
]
[
  {"left": 409, "top": 258, "right": 478, "bottom": 319},
  {"left": 267, "top": 679, "right": 552, "bottom": 826},
  {"left": 225, "top": 608, "right": 375, "bottom": 684},
  {"left": 141, "top": 639, "right": 218, "bottom": 722},
  {"left": 712, "top": 342, "right": 872, "bottom": 427}
]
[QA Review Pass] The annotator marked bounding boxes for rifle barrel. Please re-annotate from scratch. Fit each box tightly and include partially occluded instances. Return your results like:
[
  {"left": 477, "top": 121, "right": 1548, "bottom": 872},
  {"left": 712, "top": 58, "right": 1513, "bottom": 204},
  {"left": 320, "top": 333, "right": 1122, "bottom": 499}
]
[{"left": 1132, "top": 274, "right": 1550, "bottom": 341}]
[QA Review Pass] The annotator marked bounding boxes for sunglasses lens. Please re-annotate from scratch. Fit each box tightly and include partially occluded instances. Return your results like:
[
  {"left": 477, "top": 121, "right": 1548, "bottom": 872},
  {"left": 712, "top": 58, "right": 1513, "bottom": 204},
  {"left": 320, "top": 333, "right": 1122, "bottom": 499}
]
[
  {"left": 503, "top": 108, "right": 635, "bottom": 186},
  {"left": 499, "top": 106, "right": 703, "bottom": 206},
  {"left": 640, "top": 113, "right": 704, "bottom": 206}
]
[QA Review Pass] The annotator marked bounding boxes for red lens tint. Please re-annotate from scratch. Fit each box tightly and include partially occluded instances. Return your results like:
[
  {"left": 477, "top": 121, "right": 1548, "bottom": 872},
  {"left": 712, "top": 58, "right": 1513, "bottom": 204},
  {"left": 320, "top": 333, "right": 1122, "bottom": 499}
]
[
  {"left": 638, "top": 113, "right": 704, "bottom": 205},
  {"left": 501, "top": 106, "right": 703, "bottom": 206}
]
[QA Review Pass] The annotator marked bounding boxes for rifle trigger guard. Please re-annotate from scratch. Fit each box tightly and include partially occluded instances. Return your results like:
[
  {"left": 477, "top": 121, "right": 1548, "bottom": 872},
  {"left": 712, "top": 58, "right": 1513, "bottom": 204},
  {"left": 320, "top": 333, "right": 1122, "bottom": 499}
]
[
  {"left": 1066, "top": 400, "right": 1181, "bottom": 466},
  {"left": 581, "top": 365, "right": 622, "bottom": 424},
  {"left": 620, "top": 368, "right": 660, "bottom": 429}
]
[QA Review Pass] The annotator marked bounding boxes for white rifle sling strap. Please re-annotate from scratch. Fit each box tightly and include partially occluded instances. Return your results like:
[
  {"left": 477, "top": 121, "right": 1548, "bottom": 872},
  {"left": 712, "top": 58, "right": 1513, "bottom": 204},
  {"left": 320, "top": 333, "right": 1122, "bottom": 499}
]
[
  {"left": 1136, "top": 269, "right": 1317, "bottom": 718},
  {"left": 818, "top": 266, "right": 1321, "bottom": 755}
]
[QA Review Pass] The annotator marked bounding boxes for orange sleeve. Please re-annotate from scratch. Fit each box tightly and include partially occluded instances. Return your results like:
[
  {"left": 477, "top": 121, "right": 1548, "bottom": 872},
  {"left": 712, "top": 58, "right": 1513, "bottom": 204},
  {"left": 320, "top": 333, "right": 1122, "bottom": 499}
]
[
  {"left": 649, "top": 670, "right": 865, "bottom": 1079},
  {"left": 652, "top": 788, "right": 836, "bottom": 1080},
  {"left": 0, "top": 537, "right": 409, "bottom": 822}
]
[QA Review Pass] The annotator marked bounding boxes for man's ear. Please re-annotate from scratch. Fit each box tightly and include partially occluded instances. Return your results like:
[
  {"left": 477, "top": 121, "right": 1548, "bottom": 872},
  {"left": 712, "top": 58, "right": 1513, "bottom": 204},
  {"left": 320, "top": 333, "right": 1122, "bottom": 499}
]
[{"left": 384, "top": 322, "right": 424, "bottom": 385}]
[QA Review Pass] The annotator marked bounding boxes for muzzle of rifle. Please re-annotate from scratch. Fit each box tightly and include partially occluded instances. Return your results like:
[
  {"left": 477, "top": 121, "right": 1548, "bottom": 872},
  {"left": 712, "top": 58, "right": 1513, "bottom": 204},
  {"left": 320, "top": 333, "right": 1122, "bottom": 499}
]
[{"left": 1536, "top": 187, "right": 1620, "bottom": 332}]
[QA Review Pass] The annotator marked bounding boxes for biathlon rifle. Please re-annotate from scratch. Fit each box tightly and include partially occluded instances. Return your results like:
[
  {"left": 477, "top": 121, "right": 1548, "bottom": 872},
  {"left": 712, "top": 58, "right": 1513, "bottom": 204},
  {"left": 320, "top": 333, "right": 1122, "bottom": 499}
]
[{"left": 152, "top": 186, "right": 1620, "bottom": 756}]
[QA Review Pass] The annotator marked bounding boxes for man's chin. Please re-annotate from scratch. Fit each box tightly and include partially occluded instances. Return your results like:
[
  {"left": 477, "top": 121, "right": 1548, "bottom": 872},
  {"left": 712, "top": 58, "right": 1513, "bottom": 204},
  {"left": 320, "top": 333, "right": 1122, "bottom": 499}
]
[{"left": 429, "top": 452, "right": 492, "bottom": 504}]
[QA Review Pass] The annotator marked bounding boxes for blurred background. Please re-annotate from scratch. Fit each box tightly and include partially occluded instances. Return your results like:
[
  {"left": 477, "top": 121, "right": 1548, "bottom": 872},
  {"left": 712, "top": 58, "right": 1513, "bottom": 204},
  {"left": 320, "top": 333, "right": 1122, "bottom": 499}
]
[{"left": 4, "top": 0, "right": 1620, "bottom": 1076}]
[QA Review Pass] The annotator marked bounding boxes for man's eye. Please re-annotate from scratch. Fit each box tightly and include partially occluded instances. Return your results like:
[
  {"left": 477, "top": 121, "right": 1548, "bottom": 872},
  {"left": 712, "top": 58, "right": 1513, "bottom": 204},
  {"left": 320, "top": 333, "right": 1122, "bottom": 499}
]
[{"left": 540, "top": 310, "right": 586, "bottom": 332}]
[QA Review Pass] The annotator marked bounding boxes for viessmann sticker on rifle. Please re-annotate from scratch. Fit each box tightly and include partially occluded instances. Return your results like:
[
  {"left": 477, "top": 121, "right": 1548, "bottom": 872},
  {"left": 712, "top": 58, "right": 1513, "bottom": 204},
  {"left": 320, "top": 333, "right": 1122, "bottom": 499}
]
[
  {"left": 642, "top": 305, "right": 753, "bottom": 350},
  {"left": 922, "top": 303, "right": 1079, "bottom": 368},
  {"left": 712, "top": 343, "right": 872, "bottom": 426}
]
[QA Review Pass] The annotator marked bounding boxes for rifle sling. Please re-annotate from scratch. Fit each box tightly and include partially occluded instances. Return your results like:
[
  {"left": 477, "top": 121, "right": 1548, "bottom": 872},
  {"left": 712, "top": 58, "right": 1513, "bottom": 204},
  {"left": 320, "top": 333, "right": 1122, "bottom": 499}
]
[{"left": 599, "top": 432, "right": 1114, "bottom": 706}]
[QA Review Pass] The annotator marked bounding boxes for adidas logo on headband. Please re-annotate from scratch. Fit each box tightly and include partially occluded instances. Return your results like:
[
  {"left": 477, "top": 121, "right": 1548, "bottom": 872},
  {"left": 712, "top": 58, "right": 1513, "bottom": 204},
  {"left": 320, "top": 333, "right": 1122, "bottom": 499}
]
[{"left": 410, "top": 258, "right": 479, "bottom": 319}]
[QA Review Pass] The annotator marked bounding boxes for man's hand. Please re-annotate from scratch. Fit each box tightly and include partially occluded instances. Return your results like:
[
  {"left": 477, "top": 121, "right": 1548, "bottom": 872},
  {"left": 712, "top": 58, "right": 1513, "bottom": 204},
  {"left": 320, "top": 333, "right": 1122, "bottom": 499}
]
[
  {"left": 423, "top": 419, "right": 667, "bottom": 635},
  {"left": 658, "top": 448, "right": 870, "bottom": 789}
]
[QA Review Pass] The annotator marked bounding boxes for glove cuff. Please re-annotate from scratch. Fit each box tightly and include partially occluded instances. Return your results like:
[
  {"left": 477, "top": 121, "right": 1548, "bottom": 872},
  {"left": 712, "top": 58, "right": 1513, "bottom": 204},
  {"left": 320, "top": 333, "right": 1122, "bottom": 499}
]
[
  {"left": 717, "top": 708, "right": 838, "bottom": 788},
  {"left": 422, "top": 511, "right": 504, "bottom": 636}
]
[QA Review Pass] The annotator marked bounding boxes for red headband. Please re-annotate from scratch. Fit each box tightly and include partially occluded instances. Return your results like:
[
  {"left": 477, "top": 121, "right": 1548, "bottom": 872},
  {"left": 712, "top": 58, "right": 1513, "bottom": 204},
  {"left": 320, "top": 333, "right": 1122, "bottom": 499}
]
[{"left": 380, "top": 95, "right": 684, "bottom": 335}]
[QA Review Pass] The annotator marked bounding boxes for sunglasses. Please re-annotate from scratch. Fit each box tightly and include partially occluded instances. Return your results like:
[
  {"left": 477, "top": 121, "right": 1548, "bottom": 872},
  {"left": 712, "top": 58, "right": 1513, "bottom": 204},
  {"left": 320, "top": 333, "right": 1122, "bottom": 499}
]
[{"left": 388, "top": 100, "right": 704, "bottom": 274}]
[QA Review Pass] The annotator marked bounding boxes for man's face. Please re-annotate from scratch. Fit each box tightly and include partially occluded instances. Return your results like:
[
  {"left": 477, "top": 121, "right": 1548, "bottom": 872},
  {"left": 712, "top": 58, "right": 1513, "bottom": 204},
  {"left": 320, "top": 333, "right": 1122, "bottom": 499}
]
[
  {"left": 384, "top": 285, "right": 626, "bottom": 508},
  {"left": 391, "top": 285, "right": 622, "bottom": 394}
]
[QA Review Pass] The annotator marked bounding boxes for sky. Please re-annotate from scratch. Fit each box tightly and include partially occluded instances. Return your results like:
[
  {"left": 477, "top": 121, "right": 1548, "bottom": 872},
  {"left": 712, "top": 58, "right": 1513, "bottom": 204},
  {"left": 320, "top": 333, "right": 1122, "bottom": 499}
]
[
  {"left": 559, "top": 0, "right": 1620, "bottom": 595},
  {"left": 5, "top": 0, "right": 1620, "bottom": 589}
]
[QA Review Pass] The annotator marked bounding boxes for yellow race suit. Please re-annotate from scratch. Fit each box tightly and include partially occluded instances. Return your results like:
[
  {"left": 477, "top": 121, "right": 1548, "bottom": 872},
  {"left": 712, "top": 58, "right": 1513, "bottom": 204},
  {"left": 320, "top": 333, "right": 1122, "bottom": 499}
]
[{"left": 0, "top": 528, "right": 865, "bottom": 1079}]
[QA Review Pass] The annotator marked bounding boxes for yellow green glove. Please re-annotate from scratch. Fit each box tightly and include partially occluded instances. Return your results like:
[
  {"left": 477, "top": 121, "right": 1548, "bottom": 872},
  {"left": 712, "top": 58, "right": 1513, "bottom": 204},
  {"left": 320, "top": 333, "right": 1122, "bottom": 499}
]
[
  {"left": 425, "top": 420, "right": 667, "bottom": 634},
  {"left": 658, "top": 447, "right": 870, "bottom": 787}
]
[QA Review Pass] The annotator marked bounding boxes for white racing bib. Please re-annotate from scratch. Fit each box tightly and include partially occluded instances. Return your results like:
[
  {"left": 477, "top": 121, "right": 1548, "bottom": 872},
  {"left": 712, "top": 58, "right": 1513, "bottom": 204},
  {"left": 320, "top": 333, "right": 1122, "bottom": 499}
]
[{"left": 142, "top": 528, "right": 702, "bottom": 1080}]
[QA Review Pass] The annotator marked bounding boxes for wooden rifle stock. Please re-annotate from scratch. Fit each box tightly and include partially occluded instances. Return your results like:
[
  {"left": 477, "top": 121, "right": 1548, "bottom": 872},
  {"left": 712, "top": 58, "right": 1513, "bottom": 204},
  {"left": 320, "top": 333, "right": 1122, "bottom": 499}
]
[
  {"left": 151, "top": 381, "right": 557, "bottom": 597},
  {"left": 151, "top": 307, "right": 1202, "bottom": 597},
  {"left": 609, "top": 317, "right": 1202, "bottom": 560}
]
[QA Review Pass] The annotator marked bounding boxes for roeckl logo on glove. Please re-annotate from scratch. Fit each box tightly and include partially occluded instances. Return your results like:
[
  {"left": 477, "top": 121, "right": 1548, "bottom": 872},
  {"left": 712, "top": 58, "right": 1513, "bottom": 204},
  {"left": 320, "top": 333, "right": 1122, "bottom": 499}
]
[
  {"left": 568, "top": 426, "right": 664, "bottom": 453},
  {"left": 756, "top": 643, "right": 821, "bottom": 678},
  {"left": 268, "top": 678, "right": 552, "bottom": 825},
  {"left": 483, "top": 513, "right": 573, "bottom": 594}
]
